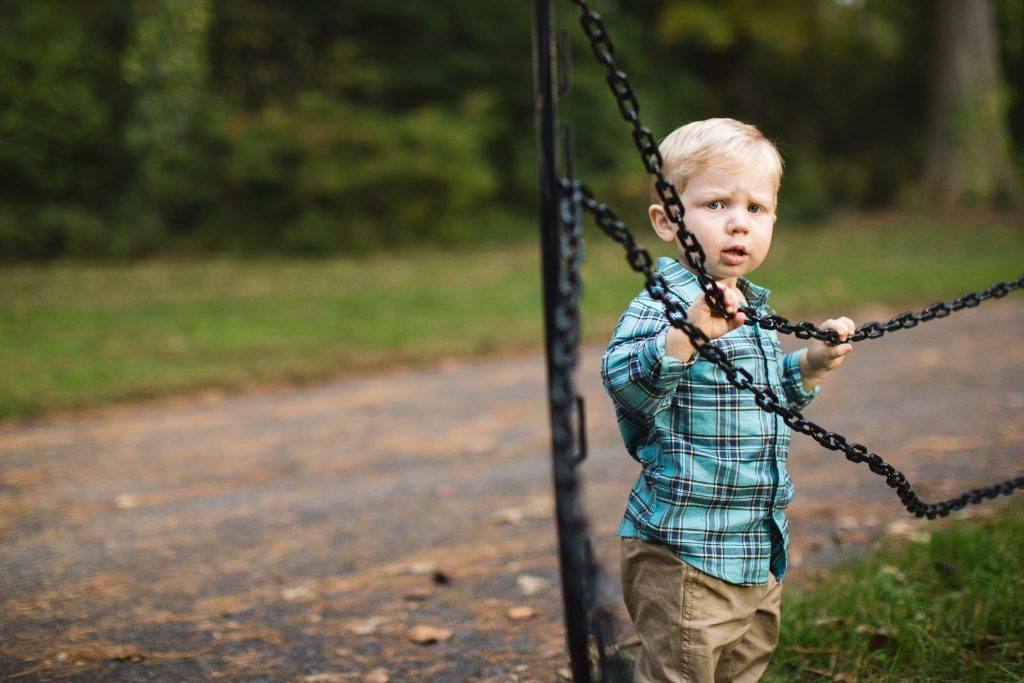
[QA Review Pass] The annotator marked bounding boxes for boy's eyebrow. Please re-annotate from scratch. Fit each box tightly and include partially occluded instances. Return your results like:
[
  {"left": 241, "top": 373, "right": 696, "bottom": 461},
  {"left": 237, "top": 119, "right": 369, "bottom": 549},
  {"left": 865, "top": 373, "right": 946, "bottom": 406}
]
[{"left": 693, "top": 188, "right": 776, "bottom": 205}]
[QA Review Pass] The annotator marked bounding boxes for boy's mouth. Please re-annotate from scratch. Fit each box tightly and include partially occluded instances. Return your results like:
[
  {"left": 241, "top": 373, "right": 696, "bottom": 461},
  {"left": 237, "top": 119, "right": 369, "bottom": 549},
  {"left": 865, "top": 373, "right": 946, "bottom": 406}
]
[{"left": 722, "top": 246, "right": 748, "bottom": 265}]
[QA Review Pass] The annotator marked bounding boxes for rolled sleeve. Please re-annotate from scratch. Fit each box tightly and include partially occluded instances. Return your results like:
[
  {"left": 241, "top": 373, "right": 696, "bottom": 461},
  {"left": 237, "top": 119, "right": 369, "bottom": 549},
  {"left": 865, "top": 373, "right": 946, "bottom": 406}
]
[
  {"left": 780, "top": 350, "right": 818, "bottom": 410},
  {"left": 602, "top": 324, "right": 689, "bottom": 418}
]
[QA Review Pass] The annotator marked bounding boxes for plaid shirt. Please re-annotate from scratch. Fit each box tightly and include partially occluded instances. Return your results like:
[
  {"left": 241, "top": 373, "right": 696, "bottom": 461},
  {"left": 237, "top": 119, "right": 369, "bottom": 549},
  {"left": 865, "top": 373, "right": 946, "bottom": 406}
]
[{"left": 602, "top": 257, "right": 817, "bottom": 585}]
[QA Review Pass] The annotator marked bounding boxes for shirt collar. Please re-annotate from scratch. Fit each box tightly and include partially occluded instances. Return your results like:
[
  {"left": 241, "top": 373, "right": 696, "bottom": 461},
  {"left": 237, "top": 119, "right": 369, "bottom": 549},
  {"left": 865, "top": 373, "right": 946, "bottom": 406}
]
[{"left": 656, "top": 256, "right": 770, "bottom": 310}]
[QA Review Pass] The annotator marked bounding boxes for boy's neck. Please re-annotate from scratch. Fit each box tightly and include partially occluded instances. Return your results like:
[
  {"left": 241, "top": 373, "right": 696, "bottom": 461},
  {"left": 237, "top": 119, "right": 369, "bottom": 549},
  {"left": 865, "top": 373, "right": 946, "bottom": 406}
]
[
  {"left": 679, "top": 260, "right": 753, "bottom": 305},
  {"left": 678, "top": 261, "right": 742, "bottom": 293}
]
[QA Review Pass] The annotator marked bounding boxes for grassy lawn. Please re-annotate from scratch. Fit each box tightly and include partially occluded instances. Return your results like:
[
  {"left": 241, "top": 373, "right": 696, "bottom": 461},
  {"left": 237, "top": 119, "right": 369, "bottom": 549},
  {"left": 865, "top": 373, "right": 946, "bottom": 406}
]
[
  {"left": 2, "top": 212, "right": 1022, "bottom": 419},
  {"left": 763, "top": 500, "right": 1024, "bottom": 682}
]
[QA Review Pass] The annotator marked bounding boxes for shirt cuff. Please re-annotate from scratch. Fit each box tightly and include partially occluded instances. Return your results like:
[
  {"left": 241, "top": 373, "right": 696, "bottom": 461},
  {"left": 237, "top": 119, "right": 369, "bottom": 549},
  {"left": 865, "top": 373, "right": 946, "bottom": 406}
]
[
  {"left": 782, "top": 350, "right": 818, "bottom": 410},
  {"left": 656, "top": 325, "right": 696, "bottom": 376}
]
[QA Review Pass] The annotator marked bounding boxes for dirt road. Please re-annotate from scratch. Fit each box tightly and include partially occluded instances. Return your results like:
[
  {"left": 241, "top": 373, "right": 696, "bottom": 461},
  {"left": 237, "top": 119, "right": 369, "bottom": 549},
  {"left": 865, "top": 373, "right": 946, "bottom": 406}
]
[{"left": 1, "top": 300, "right": 1022, "bottom": 681}]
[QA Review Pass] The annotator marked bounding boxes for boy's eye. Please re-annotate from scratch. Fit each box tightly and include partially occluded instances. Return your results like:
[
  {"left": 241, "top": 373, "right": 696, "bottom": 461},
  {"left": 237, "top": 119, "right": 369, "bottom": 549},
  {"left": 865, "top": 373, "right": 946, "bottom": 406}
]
[
  {"left": 707, "top": 200, "right": 724, "bottom": 210},
  {"left": 748, "top": 204, "right": 762, "bottom": 214}
]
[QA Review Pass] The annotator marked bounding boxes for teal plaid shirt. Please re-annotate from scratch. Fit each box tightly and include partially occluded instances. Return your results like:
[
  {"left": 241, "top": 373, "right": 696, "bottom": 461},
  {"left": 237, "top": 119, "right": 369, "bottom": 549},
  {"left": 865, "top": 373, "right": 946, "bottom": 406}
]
[{"left": 602, "top": 257, "right": 817, "bottom": 585}]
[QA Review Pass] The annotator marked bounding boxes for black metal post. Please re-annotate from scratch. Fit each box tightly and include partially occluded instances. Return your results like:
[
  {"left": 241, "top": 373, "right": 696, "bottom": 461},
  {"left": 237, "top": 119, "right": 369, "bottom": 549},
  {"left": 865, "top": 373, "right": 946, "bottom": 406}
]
[{"left": 533, "top": 1, "right": 593, "bottom": 681}]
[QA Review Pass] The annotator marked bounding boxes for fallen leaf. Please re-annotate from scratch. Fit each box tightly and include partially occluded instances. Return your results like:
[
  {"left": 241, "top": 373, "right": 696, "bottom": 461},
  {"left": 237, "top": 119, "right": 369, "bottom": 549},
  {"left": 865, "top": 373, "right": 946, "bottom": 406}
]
[
  {"left": 281, "top": 585, "right": 313, "bottom": 601},
  {"left": 516, "top": 575, "right": 550, "bottom": 596},
  {"left": 363, "top": 669, "right": 389, "bottom": 683},
  {"left": 494, "top": 508, "right": 525, "bottom": 525},
  {"left": 408, "top": 624, "right": 454, "bottom": 645},
  {"left": 835, "top": 515, "right": 859, "bottom": 530},
  {"left": 507, "top": 606, "right": 535, "bottom": 621},
  {"left": 878, "top": 565, "right": 905, "bottom": 580},
  {"left": 348, "top": 616, "right": 389, "bottom": 636},
  {"left": 883, "top": 519, "right": 931, "bottom": 543},
  {"left": 114, "top": 494, "right": 139, "bottom": 510},
  {"left": 407, "top": 561, "right": 437, "bottom": 575}
]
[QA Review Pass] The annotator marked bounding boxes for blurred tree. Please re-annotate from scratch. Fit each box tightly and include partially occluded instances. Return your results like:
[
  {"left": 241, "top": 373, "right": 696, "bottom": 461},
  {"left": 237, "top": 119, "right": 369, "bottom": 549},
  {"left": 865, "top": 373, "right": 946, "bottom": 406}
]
[
  {"left": 647, "top": 0, "right": 934, "bottom": 219},
  {"left": 121, "top": 0, "right": 212, "bottom": 252},
  {"left": 925, "top": 0, "right": 1022, "bottom": 208},
  {"left": 998, "top": 0, "right": 1024, "bottom": 171},
  {"left": 198, "top": 0, "right": 508, "bottom": 253},
  {"left": 0, "top": 3, "right": 130, "bottom": 258}
]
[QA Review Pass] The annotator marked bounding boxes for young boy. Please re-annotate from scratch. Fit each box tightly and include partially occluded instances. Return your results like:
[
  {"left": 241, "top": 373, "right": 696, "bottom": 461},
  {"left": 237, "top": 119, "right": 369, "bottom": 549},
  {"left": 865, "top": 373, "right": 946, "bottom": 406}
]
[{"left": 602, "top": 118, "right": 856, "bottom": 683}]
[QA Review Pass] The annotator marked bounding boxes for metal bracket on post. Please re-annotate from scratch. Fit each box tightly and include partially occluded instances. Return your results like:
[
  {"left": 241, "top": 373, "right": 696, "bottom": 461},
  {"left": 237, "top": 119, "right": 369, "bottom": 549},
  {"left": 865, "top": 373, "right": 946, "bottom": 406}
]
[{"left": 558, "top": 28, "right": 573, "bottom": 98}]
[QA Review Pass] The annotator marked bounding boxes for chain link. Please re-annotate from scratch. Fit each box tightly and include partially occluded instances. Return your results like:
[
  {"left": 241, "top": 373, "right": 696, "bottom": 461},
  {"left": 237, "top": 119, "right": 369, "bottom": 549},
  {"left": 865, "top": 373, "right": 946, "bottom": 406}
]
[
  {"left": 575, "top": 180, "right": 1024, "bottom": 519},
  {"left": 570, "top": 0, "right": 1024, "bottom": 344}
]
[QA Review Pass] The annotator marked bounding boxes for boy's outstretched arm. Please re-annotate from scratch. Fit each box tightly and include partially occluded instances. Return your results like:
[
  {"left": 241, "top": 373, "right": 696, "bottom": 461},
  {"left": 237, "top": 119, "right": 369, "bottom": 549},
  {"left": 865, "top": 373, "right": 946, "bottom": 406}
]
[{"left": 798, "top": 317, "right": 856, "bottom": 392}]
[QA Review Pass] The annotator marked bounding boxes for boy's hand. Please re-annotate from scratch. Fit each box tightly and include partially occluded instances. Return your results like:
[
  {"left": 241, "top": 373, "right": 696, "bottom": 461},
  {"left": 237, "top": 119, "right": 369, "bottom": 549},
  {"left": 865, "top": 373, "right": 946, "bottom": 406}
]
[
  {"left": 799, "top": 317, "right": 856, "bottom": 392},
  {"left": 665, "top": 282, "right": 746, "bottom": 361}
]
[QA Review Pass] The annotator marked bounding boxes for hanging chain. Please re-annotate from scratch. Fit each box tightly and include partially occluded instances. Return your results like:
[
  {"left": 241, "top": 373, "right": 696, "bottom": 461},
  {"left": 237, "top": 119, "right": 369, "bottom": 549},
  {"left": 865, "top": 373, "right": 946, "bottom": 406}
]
[
  {"left": 572, "top": 178, "right": 1024, "bottom": 519},
  {"left": 570, "top": 0, "right": 726, "bottom": 316},
  {"left": 570, "top": 0, "right": 1024, "bottom": 343}
]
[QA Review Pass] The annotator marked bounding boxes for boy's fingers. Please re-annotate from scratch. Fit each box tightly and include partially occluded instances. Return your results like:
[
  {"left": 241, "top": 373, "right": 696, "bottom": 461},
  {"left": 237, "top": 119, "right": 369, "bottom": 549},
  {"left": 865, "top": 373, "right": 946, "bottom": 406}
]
[
  {"left": 709, "top": 282, "right": 741, "bottom": 316},
  {"left": 822, "top": 316, "right": 856, "bottom": 343},
  {"left": 837, "top": 316, "right": 856, "bottom": 340}
]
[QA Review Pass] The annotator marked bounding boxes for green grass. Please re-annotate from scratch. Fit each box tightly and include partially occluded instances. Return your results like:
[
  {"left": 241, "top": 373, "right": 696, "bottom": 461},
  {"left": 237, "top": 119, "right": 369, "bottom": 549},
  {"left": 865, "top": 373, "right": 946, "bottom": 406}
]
[
  {"left": 763, "top": 501, "right": 1024, "bottom": 682},
  {"left": 2, "top": 212, "right": 1022, "bottom": 419}
]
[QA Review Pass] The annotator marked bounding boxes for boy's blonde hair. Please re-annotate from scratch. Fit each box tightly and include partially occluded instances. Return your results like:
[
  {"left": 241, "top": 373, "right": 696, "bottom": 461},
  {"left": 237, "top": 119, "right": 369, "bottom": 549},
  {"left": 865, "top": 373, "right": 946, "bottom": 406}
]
[{"left": 651, "top": 118, "right": 783, "bottom": 204}]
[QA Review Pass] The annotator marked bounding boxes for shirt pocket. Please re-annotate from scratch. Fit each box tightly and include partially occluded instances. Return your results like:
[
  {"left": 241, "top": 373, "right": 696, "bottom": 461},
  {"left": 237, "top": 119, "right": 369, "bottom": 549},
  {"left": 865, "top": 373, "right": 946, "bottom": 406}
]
[{"left": 709, "top": 333, "right": 769, "bottom": 380}]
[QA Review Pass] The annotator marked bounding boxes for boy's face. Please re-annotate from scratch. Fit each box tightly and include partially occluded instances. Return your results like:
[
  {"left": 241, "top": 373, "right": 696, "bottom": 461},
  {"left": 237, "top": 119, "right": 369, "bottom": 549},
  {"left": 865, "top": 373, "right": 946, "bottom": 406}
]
[{"left": 650, "top": 164, "right": 777, "bottom": 289}]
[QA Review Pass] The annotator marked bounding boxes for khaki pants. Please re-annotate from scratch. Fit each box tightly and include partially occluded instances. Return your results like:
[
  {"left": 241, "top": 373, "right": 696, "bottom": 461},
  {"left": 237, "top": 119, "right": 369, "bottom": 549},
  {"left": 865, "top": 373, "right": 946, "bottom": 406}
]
[{"left": 621, "top": 538, "right": 782, "bottom": 683}]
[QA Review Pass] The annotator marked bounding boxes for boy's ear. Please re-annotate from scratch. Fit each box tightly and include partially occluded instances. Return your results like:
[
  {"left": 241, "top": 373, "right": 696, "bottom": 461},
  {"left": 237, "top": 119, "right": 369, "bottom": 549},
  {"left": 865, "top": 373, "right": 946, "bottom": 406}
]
[{"left": 649, "top": 204, "right": 678, "bottom": 244}]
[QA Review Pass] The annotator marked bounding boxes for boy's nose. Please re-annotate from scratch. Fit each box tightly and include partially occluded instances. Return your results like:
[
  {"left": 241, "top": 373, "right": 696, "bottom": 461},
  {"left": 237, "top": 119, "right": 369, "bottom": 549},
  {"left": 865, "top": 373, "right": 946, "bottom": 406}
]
[{"left": 726, "top": 210, "right": 749, "bottom": 234}]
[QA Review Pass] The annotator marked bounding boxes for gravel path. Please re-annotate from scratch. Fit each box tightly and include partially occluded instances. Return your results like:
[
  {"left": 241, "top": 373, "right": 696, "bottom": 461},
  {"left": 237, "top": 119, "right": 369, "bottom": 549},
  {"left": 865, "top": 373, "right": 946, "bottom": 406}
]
[{"left": 1, "top": 300, "right": 1021, "bottom": 681}]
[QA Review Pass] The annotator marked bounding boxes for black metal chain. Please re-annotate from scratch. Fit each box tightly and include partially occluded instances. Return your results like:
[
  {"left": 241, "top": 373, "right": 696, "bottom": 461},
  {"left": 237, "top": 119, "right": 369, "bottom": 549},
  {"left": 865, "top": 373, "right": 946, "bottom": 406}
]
[
  {"left": 570, "top": 0, "right": 1024, "bottom": 344},
  {"left": 570, "top": 0, "right": 727, "bottom": 316},
  {"left": 742, "top": 275, "right": 1024, "bottom": 343},
  {"left": 572, "top": 178, "right": 1024, "bottom": 519}
]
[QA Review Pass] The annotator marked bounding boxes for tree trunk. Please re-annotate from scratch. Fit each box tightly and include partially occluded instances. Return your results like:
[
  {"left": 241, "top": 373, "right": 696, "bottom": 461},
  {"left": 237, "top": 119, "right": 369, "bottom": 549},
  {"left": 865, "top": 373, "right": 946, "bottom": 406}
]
[{"left": 925, "top": 0, "right": 1021, "bottom": 209}]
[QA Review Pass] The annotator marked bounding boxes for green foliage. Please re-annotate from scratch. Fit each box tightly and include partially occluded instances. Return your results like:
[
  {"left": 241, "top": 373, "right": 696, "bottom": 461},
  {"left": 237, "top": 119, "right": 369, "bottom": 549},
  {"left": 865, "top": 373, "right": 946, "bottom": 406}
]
[
  {"left": 764, "top": 501, "right": 1024, "bottom": 682},
  {"left": 0, "top": 1, "right": 1021, "bottom": 259},
  {"left": 200, "top": 95, "right": 497, "bottom": 253}
]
